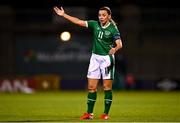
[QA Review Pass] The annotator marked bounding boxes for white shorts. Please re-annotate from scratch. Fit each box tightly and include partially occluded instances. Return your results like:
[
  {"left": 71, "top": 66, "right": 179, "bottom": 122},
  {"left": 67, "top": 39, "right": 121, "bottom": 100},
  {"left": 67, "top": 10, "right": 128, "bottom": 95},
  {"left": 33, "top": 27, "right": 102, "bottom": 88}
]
[{"left": 87, "top": 53, "right": 115, "bottom": 80}]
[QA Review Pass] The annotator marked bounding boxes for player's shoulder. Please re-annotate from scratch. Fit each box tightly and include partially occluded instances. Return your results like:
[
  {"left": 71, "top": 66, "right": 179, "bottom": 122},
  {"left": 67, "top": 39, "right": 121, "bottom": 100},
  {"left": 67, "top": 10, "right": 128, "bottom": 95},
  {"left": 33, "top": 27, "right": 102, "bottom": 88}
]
[
  {"left": 86, "top": 20, "right": 99, "bottom": 28},
  {"left": 110, "top": 22, "right": 118, "bottom": 28},
  {"left": 88, "top": 20, "right": 98, "bottom": 24},
  {"left": 110, "top": 23, "right": 119, "bottom": 31}
]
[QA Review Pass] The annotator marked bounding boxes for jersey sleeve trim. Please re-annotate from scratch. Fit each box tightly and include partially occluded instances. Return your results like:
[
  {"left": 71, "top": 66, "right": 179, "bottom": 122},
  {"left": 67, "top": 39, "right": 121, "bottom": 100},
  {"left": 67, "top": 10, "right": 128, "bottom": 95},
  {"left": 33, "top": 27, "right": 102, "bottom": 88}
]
[{"left": 85, "top": 21, "right": 88, "bottom": 28}]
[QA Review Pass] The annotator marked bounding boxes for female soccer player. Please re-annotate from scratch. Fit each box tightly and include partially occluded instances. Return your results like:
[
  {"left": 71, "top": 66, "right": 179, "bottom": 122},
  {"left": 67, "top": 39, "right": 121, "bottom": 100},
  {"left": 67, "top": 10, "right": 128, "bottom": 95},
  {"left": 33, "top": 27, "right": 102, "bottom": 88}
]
[{"left": 53, "top": 6, "right": 123, "bottom": 120}]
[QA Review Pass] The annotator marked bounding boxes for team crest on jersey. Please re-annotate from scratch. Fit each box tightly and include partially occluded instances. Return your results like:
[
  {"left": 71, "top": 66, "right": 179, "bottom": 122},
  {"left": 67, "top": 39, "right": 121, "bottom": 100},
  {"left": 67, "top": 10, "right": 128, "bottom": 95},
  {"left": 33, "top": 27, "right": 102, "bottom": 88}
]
[{"left": 105, "top": 31, "right": 111, "bottom": 36}]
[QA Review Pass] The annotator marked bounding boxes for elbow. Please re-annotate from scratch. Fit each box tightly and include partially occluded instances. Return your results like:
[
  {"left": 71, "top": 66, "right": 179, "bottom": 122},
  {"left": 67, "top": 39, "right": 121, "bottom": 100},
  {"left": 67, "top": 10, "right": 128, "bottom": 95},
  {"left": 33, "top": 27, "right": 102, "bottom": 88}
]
[
  {"left": 118, "top": 41, "right": 123, "bottom": 50},
  {"left": 117, "top": 45, "right": 122, "bottom": 52},
  {"left": 76, "top": 20, "right": 86, "bottom": 27},
  {"left": 119, "top": 43, "right": 123, "bottom": 49},
  {"left": 115, "top": 39, "right": 123, "bottom": 52}
]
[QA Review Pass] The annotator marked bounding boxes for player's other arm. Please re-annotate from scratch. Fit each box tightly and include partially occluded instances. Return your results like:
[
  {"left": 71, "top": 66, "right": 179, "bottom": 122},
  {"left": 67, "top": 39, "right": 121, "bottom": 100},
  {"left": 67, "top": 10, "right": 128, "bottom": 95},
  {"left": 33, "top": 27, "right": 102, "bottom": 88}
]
[
  {"left": 115, "top": 39, "right": 123, "bottom": 51},
  {"left": 53, "top": 6, "right": 86, "bottom": 27}
]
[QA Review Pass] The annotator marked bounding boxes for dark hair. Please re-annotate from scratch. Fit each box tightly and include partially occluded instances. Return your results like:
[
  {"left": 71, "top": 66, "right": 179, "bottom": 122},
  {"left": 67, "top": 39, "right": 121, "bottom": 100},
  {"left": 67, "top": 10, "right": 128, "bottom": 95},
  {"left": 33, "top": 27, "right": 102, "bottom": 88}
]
[{"left": 99, "top": 6, "right": 112, "bottom": 15}]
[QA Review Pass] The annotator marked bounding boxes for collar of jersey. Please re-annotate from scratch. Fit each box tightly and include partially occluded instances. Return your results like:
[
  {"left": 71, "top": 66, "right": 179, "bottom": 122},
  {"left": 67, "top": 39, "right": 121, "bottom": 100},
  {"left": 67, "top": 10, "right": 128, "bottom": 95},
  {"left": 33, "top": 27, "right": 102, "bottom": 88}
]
[{"left": 101, "top": 22, "right": 111, "bottom": 29}]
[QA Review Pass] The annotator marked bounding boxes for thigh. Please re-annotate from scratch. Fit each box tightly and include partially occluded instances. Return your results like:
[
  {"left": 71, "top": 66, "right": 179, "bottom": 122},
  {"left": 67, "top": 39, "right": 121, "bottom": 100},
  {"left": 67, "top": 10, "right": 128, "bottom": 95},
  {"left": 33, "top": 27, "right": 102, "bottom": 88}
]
[
  {"left": 87, "top": 54, "right": 101, "bottom": 79},
  {"left": 100, "top": 55, "right": 115, "bottom": 80}
]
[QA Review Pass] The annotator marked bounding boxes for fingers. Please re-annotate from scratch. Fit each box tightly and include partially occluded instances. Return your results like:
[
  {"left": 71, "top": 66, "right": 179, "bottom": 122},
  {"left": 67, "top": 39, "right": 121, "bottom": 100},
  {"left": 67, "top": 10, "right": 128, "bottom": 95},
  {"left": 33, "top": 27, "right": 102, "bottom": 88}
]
[
  {"left": 53, "top": 6, "right": 64, "bottom": 16},
  {"left": 61, "top": 7, "right": 64, "bottom": 11},
  {"left": 53, "top": 6, "right": 59, "bottom": 11},
  {"left": 53, "top": 6, "right": 63, "bottom": 11}
]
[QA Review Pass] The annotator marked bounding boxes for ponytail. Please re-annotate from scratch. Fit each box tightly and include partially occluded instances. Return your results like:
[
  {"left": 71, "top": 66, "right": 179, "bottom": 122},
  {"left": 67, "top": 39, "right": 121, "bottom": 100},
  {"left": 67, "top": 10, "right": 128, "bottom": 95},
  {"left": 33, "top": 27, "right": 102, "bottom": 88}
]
[{"left": 110, "top": 19, "right": 117, "bottom": 27}]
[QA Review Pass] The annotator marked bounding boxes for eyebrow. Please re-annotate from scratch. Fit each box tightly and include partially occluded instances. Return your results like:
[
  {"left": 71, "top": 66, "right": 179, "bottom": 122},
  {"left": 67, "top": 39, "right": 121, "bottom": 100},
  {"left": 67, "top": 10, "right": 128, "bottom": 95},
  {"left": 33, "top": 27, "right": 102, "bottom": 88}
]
[{"left": 99, "top": 13, "right": 107, "bottom": 16}]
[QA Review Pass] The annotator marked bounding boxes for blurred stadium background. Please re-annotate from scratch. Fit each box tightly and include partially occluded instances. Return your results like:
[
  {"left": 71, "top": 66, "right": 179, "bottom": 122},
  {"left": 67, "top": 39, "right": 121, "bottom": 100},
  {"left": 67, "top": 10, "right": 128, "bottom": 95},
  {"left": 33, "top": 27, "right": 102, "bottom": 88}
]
[{"left": 0, "top": 0, "right": 180, "bottom": 92}]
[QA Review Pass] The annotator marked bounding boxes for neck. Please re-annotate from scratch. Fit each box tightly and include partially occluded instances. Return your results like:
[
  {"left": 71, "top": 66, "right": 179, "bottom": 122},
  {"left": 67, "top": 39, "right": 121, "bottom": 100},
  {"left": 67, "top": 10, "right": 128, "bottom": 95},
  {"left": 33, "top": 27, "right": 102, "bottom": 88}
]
[{"left": 102, "top": 21, "right": 110, "bottom": 26}]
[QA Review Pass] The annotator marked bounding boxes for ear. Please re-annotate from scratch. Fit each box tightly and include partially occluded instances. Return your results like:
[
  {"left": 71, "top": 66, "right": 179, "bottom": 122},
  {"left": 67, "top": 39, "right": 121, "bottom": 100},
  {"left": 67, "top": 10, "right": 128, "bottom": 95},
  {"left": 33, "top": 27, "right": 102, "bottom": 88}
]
[{"left": 108, "top": 15, "right": 111, "bottom": 19}]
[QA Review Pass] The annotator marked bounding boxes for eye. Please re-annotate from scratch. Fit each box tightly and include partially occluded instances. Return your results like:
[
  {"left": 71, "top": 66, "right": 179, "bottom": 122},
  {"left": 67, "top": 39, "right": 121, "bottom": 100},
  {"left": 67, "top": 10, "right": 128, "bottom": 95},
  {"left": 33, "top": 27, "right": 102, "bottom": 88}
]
[{"left": 99, "top": 14, "right": 103, "bottom": 17}]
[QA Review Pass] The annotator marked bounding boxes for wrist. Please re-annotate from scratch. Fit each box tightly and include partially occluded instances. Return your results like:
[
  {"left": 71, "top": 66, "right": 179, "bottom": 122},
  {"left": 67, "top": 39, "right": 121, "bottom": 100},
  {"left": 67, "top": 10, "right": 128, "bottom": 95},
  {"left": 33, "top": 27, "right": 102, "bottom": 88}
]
[{"left": 113, "top": 48, "right": 117, "bottom": 52}]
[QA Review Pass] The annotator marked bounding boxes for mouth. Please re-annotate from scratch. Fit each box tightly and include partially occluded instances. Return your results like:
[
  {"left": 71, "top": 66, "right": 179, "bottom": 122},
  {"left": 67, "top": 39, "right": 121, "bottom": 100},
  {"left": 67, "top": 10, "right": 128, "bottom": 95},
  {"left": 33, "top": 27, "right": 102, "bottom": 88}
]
[{"left": 99, "top": 20, "right": 105, "bottom": 23}]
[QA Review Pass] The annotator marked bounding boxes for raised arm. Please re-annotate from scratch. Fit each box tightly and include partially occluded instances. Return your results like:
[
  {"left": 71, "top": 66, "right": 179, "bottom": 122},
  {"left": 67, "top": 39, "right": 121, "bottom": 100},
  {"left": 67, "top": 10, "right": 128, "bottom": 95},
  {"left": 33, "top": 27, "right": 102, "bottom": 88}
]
[{"left": 53, "top": 6, "right": 86, "bottom": 27}]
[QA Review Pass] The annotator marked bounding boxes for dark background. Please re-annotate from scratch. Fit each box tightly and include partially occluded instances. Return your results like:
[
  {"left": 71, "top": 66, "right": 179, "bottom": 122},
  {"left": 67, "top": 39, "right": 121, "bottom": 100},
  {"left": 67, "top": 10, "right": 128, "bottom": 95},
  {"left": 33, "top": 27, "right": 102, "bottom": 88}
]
[
  {"left": 0, "top": 0, "right": 179, "bottom": 8},
  {"left": 0, "top": 0, "right": 180, "bottom": 90}
]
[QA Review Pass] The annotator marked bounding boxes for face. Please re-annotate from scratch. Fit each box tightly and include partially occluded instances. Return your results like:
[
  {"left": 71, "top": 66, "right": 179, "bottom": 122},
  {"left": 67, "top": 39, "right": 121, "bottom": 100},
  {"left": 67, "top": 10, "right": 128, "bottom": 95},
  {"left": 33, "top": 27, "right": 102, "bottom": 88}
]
[{"left": 98, "top": 10, "right": 111, "bottom": 25}]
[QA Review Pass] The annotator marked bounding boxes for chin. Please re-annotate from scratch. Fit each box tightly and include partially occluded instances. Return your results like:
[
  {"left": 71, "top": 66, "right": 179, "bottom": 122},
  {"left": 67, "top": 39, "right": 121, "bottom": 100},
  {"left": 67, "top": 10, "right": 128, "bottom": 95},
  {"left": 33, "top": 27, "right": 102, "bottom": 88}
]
[{"left": 100, "top": 21, "right": 106, "bottom": 25}]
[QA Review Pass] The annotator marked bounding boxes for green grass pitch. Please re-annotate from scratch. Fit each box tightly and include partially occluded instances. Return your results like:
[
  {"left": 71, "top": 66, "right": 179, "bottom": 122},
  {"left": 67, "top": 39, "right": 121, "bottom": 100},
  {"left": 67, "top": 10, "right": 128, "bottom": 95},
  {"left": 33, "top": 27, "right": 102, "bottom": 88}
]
[{"left": 0, "top": 90, "right": 179, "bottom": 122}]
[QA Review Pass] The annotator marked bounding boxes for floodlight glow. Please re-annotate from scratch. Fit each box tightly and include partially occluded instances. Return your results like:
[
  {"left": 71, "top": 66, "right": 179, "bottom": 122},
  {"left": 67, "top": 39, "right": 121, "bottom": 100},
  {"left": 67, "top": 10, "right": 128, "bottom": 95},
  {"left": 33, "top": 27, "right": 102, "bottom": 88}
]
[{"left": 60, "top": 31, "right": 71, "bottom": 41}]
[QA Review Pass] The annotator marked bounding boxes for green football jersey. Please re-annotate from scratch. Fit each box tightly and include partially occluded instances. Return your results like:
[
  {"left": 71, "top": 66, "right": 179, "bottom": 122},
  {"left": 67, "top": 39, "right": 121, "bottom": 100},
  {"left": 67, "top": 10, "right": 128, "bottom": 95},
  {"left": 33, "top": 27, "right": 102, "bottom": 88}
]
[{"left": 87, "top": 20, "right": 120, "bottom": 55}]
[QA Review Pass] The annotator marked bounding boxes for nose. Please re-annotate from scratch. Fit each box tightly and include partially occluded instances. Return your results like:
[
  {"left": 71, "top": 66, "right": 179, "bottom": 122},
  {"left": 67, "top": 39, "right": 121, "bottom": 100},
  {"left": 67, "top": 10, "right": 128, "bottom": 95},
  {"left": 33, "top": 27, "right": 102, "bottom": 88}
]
[
  {"left": 99, "top": 17, "right": 103, "bottom": 20},
  {"left": 99, "top": 15, "right": 103, "bottom": 19}
]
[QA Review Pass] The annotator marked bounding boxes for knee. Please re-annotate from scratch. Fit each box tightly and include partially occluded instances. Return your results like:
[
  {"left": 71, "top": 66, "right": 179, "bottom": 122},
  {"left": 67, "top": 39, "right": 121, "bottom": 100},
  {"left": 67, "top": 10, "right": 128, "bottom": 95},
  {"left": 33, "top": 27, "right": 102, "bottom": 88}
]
[
  {"left": 103, "top": 86, "right": 111, "bottom": 90},
  {"left": 88, "top": 85, "right": 97, "bottom": 92},
  {"left": 103, "top": 84, "right": 112, "bottom": 90}
]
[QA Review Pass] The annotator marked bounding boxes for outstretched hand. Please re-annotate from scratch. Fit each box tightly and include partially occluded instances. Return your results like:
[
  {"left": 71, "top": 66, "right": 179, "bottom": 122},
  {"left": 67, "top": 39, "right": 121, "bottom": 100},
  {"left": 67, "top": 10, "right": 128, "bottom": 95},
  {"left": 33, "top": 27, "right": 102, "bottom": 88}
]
[{"left": 53, "top": 6, "right": 65, "bottom": 16}]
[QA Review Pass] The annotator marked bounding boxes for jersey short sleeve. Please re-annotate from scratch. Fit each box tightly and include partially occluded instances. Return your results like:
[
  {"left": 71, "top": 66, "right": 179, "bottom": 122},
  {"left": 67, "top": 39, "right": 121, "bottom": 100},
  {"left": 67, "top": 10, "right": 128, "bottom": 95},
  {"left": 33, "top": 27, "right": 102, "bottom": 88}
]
[{"left": 86, "top": 20, "right": 97, "bottom": 29}]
